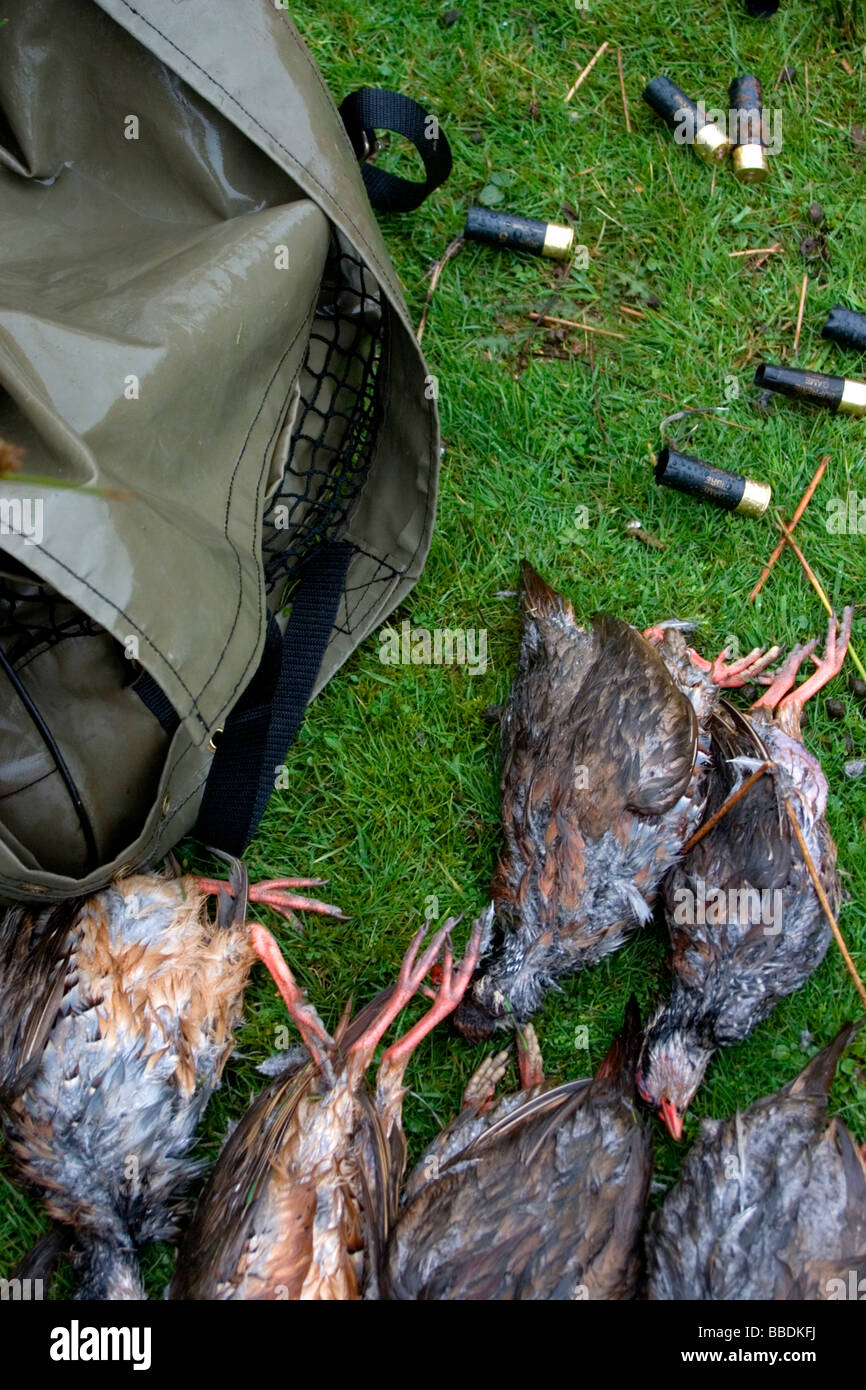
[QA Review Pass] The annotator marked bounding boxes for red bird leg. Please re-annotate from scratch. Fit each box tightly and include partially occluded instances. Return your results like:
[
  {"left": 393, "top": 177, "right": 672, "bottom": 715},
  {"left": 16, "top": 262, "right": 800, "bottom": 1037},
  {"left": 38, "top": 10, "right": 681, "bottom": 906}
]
[
  {"left": 686, "top": 644, "right": 782, "bottom": 687},
  {"left": 196, "top": 877, "right": 346, "bottom": 921},
  {"left": 378, "top": 918, "right": 484, "bottom": 1072},
  {"left": 516, "top": 1023, "right": 545, "bottom": 1090},
  {"left": 346, "top": 919, "right": 461, "bottom": 1069},
  {"left": 775, "top": 609, "right": 853, "bottom": 738},
  {"left": 349, "top": 917, "right": 482, "bottom": 1074},
  {"left": 250, "top": 923, "right": 335, "bottom": 1077},
  {"left": 749, "top": 640, "right": 819, "bottom": 713}
]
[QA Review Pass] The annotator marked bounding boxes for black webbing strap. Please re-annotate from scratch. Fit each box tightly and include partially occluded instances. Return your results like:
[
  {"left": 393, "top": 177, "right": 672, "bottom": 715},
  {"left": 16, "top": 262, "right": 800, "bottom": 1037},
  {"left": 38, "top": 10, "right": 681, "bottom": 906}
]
[
  {"left": 339, "top": 88, "right": 452, "bottom": 213},
  {"left": 131, "top": 669, "right": 181, "bottom": 736},
  {"left": 196, "top": 541, "right": 353, "bottom": 854}
]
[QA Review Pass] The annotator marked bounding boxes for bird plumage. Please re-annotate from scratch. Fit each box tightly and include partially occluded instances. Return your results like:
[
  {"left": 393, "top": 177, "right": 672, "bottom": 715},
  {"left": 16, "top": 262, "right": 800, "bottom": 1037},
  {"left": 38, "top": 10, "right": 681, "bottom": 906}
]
[
  {"left": 171, "top": 913, "right": 483, "bottom": 1300},
  {"left": 456, "top": 565, "right": 715, "bottom": 1038},
  {"left": 0, "top": 869, "right": 256, "bottom": 1299},
  {"left": 637, "top": 613, "right": 850, "bottom": 1138},
  {"left": 645, "top": 1022, "right": 866, "bottom": 1300},
  {"left": 383, "top": 998, "right": 651, "bottom": 1300}
]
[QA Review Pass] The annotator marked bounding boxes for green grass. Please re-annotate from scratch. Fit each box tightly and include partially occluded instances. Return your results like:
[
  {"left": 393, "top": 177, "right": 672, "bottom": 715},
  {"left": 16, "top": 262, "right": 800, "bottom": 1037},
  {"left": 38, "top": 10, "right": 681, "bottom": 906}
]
[{"left": 3, "top": 0, "right": 866, "bottom": 1294}]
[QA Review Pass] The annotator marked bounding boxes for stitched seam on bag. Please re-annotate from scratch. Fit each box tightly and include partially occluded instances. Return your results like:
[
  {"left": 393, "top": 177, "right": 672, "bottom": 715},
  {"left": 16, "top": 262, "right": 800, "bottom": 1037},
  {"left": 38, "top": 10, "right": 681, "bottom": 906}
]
[
  {"left": 193, "top": 285, "right": 320, "bottom": 716},
  {"left": 163, "top": 771, "right": 209, "bottom": 826},
  {"left": 115, "top": 1, "right": 388, "bottom": 285},
  {"left": 11, "top": 541, "right": 206, "bottom": 731}
]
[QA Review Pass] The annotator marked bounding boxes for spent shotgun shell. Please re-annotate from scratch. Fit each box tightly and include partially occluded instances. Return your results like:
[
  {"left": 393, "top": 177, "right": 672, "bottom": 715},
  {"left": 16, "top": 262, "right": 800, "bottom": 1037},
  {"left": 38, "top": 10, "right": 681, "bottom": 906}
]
[
  {"left": 729, "top": 74, "right": 769, "bottom": 183},
  {"left": 655, "top": 446, "right": 772, "bottom": 516},
  {"left": 755, "top": 362, "right": 866, "bottom": 417},
  {"left": 464, "top": 206, "right": 574, "bottom": 260},
  {"left": 821, "top": 305, "right": 866, "bottom": 354},
  {"left": 642, "top": 76, "right": 732, "bottom": 164}
]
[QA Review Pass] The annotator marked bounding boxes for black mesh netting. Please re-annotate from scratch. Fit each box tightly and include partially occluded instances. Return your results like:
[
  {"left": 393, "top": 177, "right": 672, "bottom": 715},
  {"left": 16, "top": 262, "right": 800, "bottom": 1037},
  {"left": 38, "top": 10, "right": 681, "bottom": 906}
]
[
  {"left": 262, "top": 234, "right": 386, "bottom": 598},
  {"left": 0, "top": 561, "right": 103, "bottom": 666}
]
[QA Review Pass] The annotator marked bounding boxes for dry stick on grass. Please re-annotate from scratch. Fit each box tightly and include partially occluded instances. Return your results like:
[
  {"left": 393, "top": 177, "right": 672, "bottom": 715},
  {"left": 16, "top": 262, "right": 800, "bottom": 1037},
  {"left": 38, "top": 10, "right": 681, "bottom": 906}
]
[
  {"left": 784, "top": 797, "right": 866, "bottom": 1012},
  {"left": 616, "top": 47, "right": 631, "bottom": 133},
  {"left": 416, "top": 235, "right": 464, "bottom": 345},
  {"left": 777, "top": 518, "right": 866, "bottom": 680},
  {"left": 528, "top": 311, "right": 627, "bottom": 340},
  {"left": 564, "top": 40, "right": 609, "bottom": 102},
  {"left": 618, "top": 304, "right": 645, "bottom": 320},
  {"left": 729, "top": 244, "right": 783, "bottom": 258},
  {"left": 680, "top": 763, "right": 774, "bottom": 855},
  {"left": 749, "top": 455, "right": 829, "bottom": 601},
  {"left": 793, "top": 274, "right": 809, "bottom": 353}
]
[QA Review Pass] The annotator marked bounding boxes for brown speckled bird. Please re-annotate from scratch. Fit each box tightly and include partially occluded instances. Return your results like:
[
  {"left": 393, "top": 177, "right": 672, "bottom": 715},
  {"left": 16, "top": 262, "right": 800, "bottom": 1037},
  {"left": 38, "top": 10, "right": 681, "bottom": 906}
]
[
  {"left": 383, "top": 998, "right": 651, "bottom": 1300},
  {"left": 454, "top": 564, "right": 779, "bottom": 1039},
  {"left": 645, "top": 1021, "right": 866, "bottom": 1300},
  {"left": 170, "top": 911, "right": 484, "bottom": 1300},
  {"left": 0, "top": 857, "right": 343, "bottom": 1299},
  {"left": 637, "top": 611, "right": 851, "bottom": 1140}
]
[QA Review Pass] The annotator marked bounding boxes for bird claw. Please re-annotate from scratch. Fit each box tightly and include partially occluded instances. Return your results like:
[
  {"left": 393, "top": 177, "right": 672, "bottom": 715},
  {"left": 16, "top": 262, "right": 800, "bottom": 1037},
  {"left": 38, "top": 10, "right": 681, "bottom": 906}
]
[
  {"left": 774, "top": 608, "right": 853, "bottom": 727},
  {"left": 352, "top": 915, "right": 483, "bottom": 1074},
  {"left": 247, "top": 879, "right": 347, "bottom": 923},
  {"left": 197, "top": 871, "right": 346, "bottom": 926},
  {"left": 750, "top": 639, "right": 819, "bottom": 712},
  {"left": 462, "top": 1050, "right": 511, "bottom": 1110},
  {"left": 690, "top": 643, "right": 783, "bottom": 688}
]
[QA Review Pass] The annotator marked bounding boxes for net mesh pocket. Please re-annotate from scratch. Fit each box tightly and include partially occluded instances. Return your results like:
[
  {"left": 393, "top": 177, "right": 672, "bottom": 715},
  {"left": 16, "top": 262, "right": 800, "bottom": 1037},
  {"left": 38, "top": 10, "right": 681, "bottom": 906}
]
[{"left": 262, "top": 234, "right": 385, "bottom": 598}]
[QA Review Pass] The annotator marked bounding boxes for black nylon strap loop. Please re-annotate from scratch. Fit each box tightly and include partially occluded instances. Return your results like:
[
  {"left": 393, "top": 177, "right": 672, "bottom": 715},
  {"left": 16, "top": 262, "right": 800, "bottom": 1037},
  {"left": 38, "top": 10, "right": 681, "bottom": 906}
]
[
  {"left": 196, "top": 541, "right": 353, "bottom": 854},
  {"left": 339, "top": 88, "right": 452, "bottom": 213}
]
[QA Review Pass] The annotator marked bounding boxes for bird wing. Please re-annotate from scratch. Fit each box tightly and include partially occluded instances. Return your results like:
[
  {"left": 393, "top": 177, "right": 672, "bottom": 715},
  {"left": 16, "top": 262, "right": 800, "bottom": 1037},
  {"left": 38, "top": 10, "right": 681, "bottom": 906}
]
[
  {"left": 0, "top": 901, "right": 80, "bottom": 1100},
  {"left": 384, "top": 1078, "right": 649, "bottom": 1301},
  {"left": 563, "top": 614, "right": 698, "bottom": 837},
  {"left": 170, "top": 1063, "right": 317, "bottom": 1299}
]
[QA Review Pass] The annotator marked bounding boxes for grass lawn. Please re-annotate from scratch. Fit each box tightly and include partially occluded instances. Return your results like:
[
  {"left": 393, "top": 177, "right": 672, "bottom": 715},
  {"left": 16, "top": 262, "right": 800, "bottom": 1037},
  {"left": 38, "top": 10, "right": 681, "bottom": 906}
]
[{"left": 3, "top": 0, "right": 866, "bottom": 1296}]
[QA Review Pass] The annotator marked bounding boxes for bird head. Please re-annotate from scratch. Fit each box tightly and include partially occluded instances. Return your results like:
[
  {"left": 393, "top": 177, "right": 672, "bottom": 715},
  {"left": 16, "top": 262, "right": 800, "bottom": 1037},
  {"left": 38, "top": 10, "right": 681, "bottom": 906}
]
[{"left": 635, "top": 1024, "right": 714, "bottom": 1140}]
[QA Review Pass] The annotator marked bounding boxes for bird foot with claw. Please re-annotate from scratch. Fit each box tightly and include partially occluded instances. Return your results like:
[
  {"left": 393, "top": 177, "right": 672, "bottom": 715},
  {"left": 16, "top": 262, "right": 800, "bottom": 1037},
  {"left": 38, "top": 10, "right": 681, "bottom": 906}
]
[
  {"left": 687, "top": 643, "right": 782, "bottom": 688},
  {"left": 197, "top": 875, "right": 346, "bottom": 925},
  {"left": 462, "top": 1050, "right": 511, "bottom": 1111},
  {"left": 749, "top": 639, "right": 820, "bottom": 714},
  {"left": 771, "top": 609, "right": 853, "bottom": 736},
  {"left": 351, "top": 916, "right": 483, "bottom": 1074}
]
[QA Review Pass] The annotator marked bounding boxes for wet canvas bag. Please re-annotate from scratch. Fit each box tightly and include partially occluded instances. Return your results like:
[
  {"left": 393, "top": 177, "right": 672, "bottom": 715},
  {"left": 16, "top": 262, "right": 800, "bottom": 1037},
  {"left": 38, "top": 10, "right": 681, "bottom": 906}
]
[{"left": 0, "top": 0, "right": 450, "bottom": 901}]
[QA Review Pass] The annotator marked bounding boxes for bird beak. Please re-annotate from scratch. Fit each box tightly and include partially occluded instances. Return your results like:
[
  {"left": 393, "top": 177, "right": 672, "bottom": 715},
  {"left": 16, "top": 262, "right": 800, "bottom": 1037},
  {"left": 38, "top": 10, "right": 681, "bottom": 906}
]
[{"left": 659, "top": 1097, "right": 683, "bottom": 1140}]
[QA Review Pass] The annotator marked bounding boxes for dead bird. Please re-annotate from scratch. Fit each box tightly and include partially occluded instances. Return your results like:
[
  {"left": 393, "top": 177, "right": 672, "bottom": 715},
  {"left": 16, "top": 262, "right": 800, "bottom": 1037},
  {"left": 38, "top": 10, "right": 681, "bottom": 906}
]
[
  {"left": 383, "top": 997, "right": 651, "bottom": 1301},
  {"left": 454, "top": 564, "right": 779, "bottom": 1039},
  {"left": 0, "top": 858, "right": 344, "bottom": 1299},
  {"left": 637, "top": 611, "right": 851, "bottom": 1140},
  {"left": 645, "top": 1021, "right": 866, "bottom": 1300},
  {"left": 170, "top": 912, "right": 484, "bottom": 1301}
]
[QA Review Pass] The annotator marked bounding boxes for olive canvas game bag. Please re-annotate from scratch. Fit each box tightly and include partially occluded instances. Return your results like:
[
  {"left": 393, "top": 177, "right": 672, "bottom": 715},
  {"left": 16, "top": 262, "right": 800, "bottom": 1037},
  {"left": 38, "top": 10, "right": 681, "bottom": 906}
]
[{"left": 0, "top": 0, "right": 450, "bottom": 901}]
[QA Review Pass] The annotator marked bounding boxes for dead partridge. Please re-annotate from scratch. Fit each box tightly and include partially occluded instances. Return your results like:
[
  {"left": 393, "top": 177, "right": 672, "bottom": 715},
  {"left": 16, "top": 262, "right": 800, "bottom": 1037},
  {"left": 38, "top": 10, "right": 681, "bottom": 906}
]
[
  {"left": 454, "top": 563, "right": 776, "bottom": 1039},
  {"left": 0, "top": 858, "right": 343, "bottom": 1299},
  {"left": 383, "top": 997, "right": 651, "bottom": 1300},
  {"left": 638, "top": 610, "right": 851, "bottom": 1140},
  {"left": 646, "top": 1021, "right": 866, "bottom": 1300},
  {"left": 170, "top": 912, "right": 485, "bottom": 1301}
]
